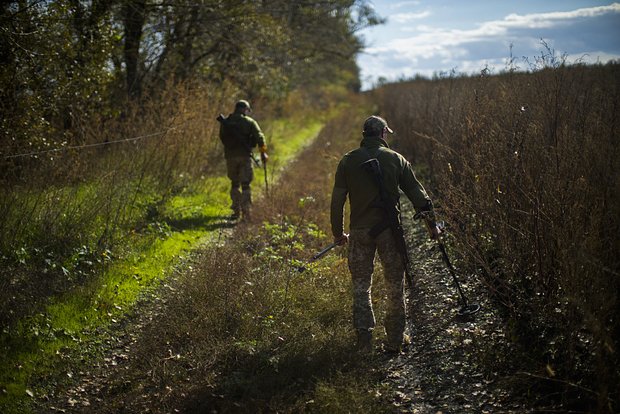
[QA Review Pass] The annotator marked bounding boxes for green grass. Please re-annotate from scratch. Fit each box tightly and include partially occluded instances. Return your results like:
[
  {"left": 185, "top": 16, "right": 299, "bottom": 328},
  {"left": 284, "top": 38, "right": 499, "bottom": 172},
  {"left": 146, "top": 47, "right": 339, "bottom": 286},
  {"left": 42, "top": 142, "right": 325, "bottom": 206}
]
[
  {"left": 104, "top": 103, "right": 394, "bottom": 412},
  {"left": 265, "top": 118, "right": 324, "bottom": 168},
  {"left": 0, "top": 109, "right": 338, "bottom": 413},
  {"left": 0, "top": 226, "right": 205, "bottom": 413}
]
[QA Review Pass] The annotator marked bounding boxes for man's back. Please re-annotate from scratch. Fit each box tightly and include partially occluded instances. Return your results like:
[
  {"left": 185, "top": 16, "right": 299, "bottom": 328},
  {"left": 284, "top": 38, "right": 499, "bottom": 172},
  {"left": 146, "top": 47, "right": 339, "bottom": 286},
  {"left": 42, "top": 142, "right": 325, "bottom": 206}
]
[
  {"left": 331, "top": 136, "right": 430, "bottom": 232},
  {"left": 219, "top": 112, "right": 264, "bottom": 158}
]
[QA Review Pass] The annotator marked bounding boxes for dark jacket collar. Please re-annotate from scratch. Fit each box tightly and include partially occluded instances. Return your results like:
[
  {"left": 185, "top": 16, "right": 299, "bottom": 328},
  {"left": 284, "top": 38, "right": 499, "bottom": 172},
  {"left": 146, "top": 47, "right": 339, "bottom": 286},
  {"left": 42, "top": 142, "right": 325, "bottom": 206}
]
[{"left": 360, "top": 136, "right": 390, "bottom": 149}]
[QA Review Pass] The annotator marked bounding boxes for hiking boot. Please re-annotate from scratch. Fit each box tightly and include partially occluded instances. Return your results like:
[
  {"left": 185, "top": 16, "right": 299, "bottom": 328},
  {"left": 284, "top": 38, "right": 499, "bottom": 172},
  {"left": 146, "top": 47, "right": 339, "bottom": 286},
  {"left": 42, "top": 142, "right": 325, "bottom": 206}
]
[
  {"left": 356, "top": 330, "right": 373, "bottom": 353},
  {"left": 385, "top": 333, "right": 411, "bottom": 354}
]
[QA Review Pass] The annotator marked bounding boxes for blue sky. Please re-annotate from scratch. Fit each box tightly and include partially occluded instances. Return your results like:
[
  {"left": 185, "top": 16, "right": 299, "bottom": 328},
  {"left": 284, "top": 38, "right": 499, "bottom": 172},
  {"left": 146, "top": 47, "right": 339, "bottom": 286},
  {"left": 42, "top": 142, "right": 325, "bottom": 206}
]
[{"left": 357, "top": 1, "right": 620, "bottom": 89}]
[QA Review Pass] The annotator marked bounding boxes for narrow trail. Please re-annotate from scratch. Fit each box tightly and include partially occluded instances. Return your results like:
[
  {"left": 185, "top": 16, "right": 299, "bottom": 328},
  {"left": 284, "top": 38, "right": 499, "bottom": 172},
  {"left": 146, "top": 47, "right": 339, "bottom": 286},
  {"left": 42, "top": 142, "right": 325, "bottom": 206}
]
[
  {"left": 377, "top": 206, "right": 526, "bottom": 413},
  {"left": 37, "top": 109, "right": 526, "bottom": 414}
]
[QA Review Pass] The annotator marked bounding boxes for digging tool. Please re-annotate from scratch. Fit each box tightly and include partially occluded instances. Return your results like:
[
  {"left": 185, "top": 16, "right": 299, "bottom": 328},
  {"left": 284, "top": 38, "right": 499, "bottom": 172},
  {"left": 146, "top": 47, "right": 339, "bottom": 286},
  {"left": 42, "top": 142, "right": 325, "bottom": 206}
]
[
  {"left": 415, "top": 214, "right": 481, "bottom": 316},
  {"left": 297, "top": 242, "right": 340, "bottom": 273}
]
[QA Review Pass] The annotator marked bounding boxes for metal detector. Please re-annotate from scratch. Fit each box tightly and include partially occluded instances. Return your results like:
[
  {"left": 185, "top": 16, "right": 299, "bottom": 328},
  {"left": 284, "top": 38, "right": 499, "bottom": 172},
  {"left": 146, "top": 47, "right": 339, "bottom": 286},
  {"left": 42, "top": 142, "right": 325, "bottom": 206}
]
[
  {"left": 415, "top": 213, "right": 481, "bottom": 316},
  {"left": 436, "top": 239, "right": 481, "bottom": 316}
]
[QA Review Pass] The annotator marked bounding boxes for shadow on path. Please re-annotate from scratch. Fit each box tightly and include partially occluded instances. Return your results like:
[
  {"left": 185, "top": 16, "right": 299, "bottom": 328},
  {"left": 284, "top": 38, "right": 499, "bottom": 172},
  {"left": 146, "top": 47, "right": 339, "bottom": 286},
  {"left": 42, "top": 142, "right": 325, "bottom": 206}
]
[{"left": 165, "top": 214, "right": 237, "bottom": 233}]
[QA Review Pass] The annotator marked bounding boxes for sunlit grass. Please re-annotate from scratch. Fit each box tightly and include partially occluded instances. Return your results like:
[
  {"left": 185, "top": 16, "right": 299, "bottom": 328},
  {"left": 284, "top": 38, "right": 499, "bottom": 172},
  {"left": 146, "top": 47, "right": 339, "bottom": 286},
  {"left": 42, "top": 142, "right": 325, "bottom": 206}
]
[
  {"left": 0, "top": 229, "right": 203, "bottom": 412},
  {"left": 97, "top": 102, "right": 398, "bottom": 412},
  {"left": 266, "top": 118, "right": 324, "bottom": 166},
  {"left": 0, "top": 106, "right": 341, "bottom": 412}
]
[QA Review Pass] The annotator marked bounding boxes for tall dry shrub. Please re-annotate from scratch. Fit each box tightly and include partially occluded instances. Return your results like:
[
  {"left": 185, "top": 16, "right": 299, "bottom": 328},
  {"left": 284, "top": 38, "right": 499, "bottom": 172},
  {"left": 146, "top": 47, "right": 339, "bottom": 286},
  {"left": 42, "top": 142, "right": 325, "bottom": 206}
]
[
  {"left": 0, "top": 80, "right": 235, "bottom": 326},
  {"left": 375, "top": 63, "right": 619, "bottom": 412}
]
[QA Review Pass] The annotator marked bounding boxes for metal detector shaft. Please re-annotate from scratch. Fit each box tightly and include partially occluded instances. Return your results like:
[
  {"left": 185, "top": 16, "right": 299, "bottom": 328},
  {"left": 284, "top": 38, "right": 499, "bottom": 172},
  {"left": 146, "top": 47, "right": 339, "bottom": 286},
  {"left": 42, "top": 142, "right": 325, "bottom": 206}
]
[
  {"left": 311, "top": 242, "right": 338, "bottom": 261},
  {"left": 297, "top": 242, "right": 339, "bottom": 273},
  {"left": 417, "top": 215, "right": 480, "bottom": 316},
  {"left": 437, "top": 240, "right": 470, "bottom": 307},
  {"left": 260, "top": 151, "right": 269, "bottom": 195}
]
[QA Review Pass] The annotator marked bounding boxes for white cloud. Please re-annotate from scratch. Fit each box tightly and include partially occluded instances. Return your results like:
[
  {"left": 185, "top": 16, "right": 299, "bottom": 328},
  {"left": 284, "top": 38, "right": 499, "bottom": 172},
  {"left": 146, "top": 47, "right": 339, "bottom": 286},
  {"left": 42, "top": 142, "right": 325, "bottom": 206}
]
[
  {"left": 505, "top": 3, "right": 620, "bottom": 23},
  {"left": 359, "top": 3, "right": 620, "bottom": 89},
  {"left": 367, "top": 3, "right": 620, "bottom": 62},
  {"left": 388, "top": 1, "right": 421, "bottom": 10},
  {"left": 390, "top": 10, "right": 431, "bottom": 23}
]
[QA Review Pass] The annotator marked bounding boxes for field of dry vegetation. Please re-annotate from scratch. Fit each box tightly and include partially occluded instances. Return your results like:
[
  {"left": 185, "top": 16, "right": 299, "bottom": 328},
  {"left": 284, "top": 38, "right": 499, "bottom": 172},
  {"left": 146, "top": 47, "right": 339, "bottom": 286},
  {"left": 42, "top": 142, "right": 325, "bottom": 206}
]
[
  {"left": 1, "top": 82, "right": 229, "bottom": 324},
  {"left": 1, "top": 36, "right": 618, "bottom": 412},
  {"left": 376, "top": 61, "right": 619, "bottom": 412}
]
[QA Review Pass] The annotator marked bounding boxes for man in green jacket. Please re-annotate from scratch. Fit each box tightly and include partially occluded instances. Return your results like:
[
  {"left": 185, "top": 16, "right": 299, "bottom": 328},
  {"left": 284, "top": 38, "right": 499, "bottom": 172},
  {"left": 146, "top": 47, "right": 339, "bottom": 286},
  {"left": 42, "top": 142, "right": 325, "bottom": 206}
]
[
  {"left": 219, "top": 100, "right": 268, "bottom": 221},
  {"left": 330, "top": 115, "right": 439, "bottom": 353}
]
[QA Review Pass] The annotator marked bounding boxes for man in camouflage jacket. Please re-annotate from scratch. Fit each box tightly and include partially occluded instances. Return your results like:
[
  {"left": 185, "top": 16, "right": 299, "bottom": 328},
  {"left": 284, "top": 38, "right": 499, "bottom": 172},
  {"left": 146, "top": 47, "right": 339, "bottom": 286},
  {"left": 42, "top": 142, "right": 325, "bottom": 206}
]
[
  {"left": 330, "top": 115, "right": 439, "bottom": 353},
  {"left": 219, "top": 100, "right": 268, "bottom": 220}
]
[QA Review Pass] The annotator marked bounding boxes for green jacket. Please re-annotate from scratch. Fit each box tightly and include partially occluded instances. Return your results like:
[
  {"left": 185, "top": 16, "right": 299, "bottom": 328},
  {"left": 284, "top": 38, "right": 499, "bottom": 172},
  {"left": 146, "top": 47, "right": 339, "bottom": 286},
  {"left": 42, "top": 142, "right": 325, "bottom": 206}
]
[
  {"left": 219, "top": 112, "right": 265, "bottom": 159},
  {"left": 330, "top": 136, "right": 431, "bottom": 237}
]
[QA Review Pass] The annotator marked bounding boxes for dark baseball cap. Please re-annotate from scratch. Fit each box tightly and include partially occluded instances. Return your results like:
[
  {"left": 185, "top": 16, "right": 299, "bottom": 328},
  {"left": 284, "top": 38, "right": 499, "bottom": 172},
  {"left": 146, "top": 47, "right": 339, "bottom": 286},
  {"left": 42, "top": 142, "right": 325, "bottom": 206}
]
[{"left": 363, "top": 115, "right": 393, "bottom": 136}]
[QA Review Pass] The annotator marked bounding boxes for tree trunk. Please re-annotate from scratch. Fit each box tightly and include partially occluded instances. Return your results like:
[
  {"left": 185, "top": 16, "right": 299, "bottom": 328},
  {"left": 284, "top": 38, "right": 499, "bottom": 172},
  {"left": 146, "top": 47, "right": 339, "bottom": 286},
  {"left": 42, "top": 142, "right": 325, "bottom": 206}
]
[{"left": 123, "top": 0, "right": 146, "bottom": 99}]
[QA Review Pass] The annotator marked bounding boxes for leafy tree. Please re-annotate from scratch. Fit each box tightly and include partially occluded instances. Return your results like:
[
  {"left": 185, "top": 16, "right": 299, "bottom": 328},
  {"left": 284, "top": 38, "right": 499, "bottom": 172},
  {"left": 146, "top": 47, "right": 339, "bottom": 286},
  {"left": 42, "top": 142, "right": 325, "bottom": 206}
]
[
  {"left": 124, "top": 0, "right": 381, "bottom": 98},
  {"left": 0, "top": 1, "right": 118, "bottom": 161},
  {"left": 0, "top": 0, "right": 381, "bottom": 163}
]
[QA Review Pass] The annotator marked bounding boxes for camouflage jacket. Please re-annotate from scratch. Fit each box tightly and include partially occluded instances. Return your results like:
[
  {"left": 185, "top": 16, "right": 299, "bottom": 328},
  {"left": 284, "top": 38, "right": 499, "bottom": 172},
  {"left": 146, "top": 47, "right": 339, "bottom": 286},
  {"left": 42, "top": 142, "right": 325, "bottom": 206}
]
[
  {"left": 219, "top": 112, "right": 265, "bottom": 159},
  {"left": 330, "top": 136, "right": 431, "bottom": 237}
]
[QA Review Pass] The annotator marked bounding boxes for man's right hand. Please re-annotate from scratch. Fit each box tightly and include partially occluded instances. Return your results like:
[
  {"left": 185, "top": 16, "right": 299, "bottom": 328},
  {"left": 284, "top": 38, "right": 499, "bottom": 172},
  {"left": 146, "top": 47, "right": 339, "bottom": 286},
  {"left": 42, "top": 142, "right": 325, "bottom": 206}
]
[{"left": 334, "top": 233, "right": 349, "bottom": 246}]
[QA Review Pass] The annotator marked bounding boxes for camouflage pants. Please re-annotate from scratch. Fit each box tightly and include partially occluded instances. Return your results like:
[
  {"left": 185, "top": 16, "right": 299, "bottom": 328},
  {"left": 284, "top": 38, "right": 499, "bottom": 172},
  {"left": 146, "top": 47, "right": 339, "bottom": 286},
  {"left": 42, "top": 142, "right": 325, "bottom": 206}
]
[
  {"left": 348, "top": 228, "right": 406, "bottom": 345},
  {"left": 226, "top": 156, "right": 254, "bottom": 214}
]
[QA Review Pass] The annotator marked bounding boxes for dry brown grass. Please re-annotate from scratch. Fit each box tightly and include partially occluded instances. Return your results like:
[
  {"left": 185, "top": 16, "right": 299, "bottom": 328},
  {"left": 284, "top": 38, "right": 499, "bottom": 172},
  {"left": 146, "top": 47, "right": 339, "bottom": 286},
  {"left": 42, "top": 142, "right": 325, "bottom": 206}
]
[{"left": 374, "top": 62, "right": 620, "bottom": 412}]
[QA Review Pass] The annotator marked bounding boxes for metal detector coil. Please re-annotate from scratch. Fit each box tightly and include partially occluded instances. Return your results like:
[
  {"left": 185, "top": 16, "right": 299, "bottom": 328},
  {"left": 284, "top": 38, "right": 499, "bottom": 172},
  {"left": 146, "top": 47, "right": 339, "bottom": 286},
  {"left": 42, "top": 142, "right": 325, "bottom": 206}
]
[{"left": 458, "top": 303, "right": 481, "bottom": 316}]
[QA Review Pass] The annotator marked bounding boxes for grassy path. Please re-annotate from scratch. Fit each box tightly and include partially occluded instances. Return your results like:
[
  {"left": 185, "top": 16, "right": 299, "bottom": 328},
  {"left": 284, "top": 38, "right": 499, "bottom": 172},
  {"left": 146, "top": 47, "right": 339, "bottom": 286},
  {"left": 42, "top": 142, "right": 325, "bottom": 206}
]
[
  {"left": 0, "top": 112, "right": 329, "bottom": 414},
  {"left": 34, "top": 99, "right": 376, "bottom": 413},
  {"left": 21, "top": 98, "right": 524, "bottom": 413}
]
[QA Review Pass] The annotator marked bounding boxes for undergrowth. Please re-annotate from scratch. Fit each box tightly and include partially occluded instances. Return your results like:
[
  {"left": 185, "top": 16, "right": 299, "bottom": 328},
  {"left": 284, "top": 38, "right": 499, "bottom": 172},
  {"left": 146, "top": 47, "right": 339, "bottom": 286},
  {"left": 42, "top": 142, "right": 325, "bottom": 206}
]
[
  {"left": 45, "top": 98, "right": 394, "bottom": 413},
  {"left": 377, "top": 60, "right": 619, "bottom": 412},
  {"left": 0, "top": 90, "right": 345, "bottom": 413}
]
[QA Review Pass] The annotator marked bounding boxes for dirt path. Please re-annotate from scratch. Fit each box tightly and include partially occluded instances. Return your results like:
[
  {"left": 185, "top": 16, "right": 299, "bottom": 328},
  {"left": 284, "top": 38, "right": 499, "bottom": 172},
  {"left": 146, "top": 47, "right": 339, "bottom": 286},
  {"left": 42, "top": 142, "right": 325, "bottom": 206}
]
[
  {"left": 41, "top": 218, "right": 527, "bottom": 414},
  {"left": 376, "top": 206, "right": 527, "bottom": 413}
]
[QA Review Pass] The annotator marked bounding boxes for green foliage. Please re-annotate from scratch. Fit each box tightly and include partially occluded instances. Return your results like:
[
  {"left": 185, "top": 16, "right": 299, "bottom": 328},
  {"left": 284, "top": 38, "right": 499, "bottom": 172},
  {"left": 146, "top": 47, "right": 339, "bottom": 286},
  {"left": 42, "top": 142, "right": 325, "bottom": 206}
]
[
  {"left": 0, "top": 103, "right": 341, "bottom": 412},
  {"left": 0, "top": 0, "right": 380, "bottom": 160},
  {"left": 0, "top": 1, "right": 118, "bottom": 155}
]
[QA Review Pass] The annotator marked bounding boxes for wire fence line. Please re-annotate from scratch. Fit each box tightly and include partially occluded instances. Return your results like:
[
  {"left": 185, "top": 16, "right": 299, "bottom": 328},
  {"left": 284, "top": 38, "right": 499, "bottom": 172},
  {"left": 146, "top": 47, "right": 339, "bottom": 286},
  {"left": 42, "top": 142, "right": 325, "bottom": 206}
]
[{"left": 2, "top": 125, "right": 181, "bottom": 160}]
